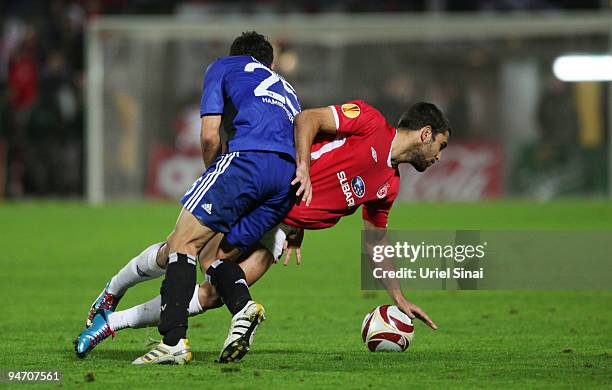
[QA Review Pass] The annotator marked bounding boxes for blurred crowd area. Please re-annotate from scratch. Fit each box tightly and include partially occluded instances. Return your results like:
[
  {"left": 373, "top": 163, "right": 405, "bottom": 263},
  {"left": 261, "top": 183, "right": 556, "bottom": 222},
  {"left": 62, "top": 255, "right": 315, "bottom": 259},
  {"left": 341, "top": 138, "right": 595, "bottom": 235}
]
[
  {"left": 0, "top": 0, "right": 609, "bottom": 199},
  {"left": 101, "top": 33, "right": 609, "bottom": 201},
  {"left": 1, "top": 1, "right": 87, "bottom": 197}
]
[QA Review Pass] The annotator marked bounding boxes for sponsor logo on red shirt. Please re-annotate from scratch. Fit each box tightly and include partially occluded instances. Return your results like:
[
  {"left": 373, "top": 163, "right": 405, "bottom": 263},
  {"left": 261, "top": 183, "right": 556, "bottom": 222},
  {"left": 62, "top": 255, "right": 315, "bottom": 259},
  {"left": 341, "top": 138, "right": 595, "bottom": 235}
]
[{"left": 337, "top": 171, "right": 355, "bottom": 207}]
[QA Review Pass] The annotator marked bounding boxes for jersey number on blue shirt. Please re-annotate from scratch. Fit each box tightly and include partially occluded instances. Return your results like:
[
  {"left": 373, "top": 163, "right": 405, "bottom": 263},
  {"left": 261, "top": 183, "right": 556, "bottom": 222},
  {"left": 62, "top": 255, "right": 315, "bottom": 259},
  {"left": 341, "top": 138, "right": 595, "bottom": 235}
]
[{"left": 244, "top": 61, "right": 300, "bottom": 120}]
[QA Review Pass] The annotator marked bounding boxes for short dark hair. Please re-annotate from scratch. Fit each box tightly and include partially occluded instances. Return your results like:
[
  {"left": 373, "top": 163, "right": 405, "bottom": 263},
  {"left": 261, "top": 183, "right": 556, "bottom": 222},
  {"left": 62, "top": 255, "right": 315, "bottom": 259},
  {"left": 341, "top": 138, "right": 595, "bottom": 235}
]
[
  {"left": 229, "top": 31, "right": 273, "bottom": 67},
  {"left": 397, "top": 102, "right": 451, "bottom": 136}
]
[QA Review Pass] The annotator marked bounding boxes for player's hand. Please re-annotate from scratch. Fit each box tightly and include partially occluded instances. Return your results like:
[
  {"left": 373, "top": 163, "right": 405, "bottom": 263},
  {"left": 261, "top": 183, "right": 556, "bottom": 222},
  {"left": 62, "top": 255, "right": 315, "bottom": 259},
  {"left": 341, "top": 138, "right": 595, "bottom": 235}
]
[
  {"left": 282, "top": 228, "right": 304, "bottom": 266},
  {"left": 396, "top": 298, "right": 438, "bottom": 330},
  {"left": 292, "top": 164, "right": 312, "bottom": 207}
]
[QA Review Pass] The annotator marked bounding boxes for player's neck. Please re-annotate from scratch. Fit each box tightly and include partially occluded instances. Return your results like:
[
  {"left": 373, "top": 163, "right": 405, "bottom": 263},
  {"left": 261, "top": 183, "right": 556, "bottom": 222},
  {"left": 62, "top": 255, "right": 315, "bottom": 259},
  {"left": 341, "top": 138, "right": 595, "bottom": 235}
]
[{"left": 390, "top": 128, "right": 420, "bottom": 167}]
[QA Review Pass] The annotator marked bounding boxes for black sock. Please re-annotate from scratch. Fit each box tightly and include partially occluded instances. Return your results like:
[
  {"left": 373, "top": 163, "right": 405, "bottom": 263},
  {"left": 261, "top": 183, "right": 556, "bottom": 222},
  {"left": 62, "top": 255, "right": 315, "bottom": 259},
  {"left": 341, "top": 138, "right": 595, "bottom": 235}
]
[
  {"left": 158, "top": 253, "right": 197, "bottom": 346},
  {"left": 205, "top": 260, "right": 251, "bottom": 315}
]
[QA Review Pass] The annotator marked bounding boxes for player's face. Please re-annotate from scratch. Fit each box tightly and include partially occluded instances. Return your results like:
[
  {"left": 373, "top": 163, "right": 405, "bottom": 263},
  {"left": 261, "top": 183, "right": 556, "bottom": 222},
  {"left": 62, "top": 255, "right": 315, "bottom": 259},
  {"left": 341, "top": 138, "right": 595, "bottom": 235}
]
[{"left": 410, "top": 130, "right": 449, "bottom": 172}]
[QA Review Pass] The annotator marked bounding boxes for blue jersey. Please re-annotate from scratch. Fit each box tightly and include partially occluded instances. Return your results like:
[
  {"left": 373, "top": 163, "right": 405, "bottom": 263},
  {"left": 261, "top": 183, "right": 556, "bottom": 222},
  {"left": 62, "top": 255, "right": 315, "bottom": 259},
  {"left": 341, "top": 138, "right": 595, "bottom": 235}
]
[{"left": 200, "top": 55, "right": 301, "bottom": 160}]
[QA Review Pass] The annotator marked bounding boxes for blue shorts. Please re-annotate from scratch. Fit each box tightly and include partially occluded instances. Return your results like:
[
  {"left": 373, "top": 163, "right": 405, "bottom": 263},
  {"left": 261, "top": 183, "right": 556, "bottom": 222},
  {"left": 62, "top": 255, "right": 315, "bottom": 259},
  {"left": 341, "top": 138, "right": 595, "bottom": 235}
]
[{"left": 180, "top": 151, "right": 295, "bottom": 253}]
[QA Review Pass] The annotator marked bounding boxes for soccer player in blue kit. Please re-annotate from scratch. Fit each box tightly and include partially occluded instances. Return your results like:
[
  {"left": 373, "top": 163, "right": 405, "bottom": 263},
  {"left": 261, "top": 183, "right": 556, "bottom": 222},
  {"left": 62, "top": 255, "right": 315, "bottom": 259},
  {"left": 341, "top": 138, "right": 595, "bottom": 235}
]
[{"left": 75, "top": 32, "right": 303, "bottom": 365}]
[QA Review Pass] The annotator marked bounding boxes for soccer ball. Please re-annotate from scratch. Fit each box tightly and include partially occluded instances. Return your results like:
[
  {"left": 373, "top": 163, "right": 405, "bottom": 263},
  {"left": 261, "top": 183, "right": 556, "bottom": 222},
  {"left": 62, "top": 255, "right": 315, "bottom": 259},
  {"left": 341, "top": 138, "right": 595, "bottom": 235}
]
[{"left": 361, "top": 305, "right": 414, "bottom": 352}]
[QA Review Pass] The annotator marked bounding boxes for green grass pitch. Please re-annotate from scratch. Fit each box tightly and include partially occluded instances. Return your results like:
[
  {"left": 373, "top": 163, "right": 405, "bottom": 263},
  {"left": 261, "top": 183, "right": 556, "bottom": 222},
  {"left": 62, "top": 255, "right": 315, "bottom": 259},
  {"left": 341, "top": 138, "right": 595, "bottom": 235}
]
[{"left": 0, "top": 201, "right": 611, "bottom": 388}]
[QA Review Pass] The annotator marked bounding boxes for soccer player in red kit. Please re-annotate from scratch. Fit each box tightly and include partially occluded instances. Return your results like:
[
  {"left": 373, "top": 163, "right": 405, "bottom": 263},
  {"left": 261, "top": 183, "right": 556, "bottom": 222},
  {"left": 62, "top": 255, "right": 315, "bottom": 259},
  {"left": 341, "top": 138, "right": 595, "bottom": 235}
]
[
  {"left": 287, "top": 100, "right": 404, "bottom": 230},
  {"left": 79, "top": 100, "right": 450, "bottom": 357}
]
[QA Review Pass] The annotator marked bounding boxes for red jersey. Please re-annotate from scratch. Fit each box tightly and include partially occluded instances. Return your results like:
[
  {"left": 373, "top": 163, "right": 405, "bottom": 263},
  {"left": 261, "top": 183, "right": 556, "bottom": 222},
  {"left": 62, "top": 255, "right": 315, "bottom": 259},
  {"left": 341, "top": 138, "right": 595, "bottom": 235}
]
[{"left": 284, "top": 100, "right": 400, "bottom": 229}]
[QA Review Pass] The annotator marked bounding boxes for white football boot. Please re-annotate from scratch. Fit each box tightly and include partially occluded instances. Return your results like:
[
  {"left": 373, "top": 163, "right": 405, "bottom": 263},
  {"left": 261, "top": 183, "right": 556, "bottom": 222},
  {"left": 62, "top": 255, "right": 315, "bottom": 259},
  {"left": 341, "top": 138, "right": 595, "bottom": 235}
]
[
  {"left": 132, "top": 339, "right": 192, "bottom": 365},
  {"left": 218, "top": 301, "right": 265, "bottom": 363}
]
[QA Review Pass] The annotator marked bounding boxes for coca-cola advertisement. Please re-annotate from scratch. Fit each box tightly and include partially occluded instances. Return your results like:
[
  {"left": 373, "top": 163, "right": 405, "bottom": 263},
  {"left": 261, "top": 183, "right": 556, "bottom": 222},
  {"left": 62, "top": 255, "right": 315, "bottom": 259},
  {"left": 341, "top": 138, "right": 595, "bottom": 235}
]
[
  {"left": 147, "top": 146, "right": 203, "bottom": 199},
  {"left": 398, "top": 141, "right": 503, "bottom": 200}
]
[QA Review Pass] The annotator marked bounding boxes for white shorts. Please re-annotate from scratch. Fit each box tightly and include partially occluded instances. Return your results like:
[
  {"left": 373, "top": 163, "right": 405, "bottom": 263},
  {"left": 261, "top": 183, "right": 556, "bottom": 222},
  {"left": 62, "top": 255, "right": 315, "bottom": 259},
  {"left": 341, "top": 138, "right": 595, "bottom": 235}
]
[{"left": 259, "top": 223, "right": 300, "bottom": 262}]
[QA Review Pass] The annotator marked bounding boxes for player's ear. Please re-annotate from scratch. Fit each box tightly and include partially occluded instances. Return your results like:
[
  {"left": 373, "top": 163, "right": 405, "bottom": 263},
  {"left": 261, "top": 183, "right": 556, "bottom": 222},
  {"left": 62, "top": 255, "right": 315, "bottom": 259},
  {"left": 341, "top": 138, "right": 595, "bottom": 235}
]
[
  {"left": 270, "top": 62, "right": 276, "bottom": 70},
  {"left": 420, "top": 126, "right": 432, "bottom": 143}
]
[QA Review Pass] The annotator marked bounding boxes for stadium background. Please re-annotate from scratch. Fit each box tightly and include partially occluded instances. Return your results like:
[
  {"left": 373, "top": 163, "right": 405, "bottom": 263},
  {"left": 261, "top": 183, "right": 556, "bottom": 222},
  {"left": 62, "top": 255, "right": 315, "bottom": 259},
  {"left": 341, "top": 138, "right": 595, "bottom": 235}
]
[
  {"left": 0, "top": 0, "right": 610, "bottom": 201},
  {"left": 0, "top": 1, "right": 611, "bottom": 388}
]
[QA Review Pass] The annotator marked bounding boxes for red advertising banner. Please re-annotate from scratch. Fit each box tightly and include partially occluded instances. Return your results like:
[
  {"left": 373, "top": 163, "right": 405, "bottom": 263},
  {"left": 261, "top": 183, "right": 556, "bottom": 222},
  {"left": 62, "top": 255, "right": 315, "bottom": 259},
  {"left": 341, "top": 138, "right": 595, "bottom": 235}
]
[
  {"left": 398, "top": 141, "right": 503, "bottom": 200},
  {"left": 147, "top": 145, "right": 204, "bottom": 199},
  {"left": 148, "top": 141, "right": 504, "bottom": 201}
]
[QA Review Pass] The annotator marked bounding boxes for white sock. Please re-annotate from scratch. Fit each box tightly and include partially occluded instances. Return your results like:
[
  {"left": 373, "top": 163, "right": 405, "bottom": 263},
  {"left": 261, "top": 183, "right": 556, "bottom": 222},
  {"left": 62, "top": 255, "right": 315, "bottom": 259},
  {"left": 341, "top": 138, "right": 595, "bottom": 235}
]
[
  {"left": 108, "top": 295, "right": 161, "bottom": 330},
  {"left": 107, "top": 242, "right": 165, "bottom": 297},
  {"left": 188, "top": 284, "right": 204, "bottom": 316},
  {"left": 107, "top": 285, "right": 203, "bottom": 331}
]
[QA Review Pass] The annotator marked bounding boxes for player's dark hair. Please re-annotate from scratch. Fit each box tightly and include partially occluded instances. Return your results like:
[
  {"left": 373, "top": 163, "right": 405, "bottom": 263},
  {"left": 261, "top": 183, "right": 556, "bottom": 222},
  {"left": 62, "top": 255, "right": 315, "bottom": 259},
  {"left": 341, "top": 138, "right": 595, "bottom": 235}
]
[
  {"left": 397, "top": 102, "right": 452, "bottom": 137},
  {"left": 229, "top": 31, "right": 274, "bottom": 67}
]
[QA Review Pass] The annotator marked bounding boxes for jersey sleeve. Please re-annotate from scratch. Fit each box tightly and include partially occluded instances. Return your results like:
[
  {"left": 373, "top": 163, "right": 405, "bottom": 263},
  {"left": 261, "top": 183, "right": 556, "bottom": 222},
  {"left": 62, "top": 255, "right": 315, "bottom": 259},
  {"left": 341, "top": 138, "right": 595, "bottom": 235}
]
[
  {"left": 199, "top": 60, "right": 226, "bottom": 117},
  {"left": 330, "top": 100, "right": 382, "bottom": 137}
]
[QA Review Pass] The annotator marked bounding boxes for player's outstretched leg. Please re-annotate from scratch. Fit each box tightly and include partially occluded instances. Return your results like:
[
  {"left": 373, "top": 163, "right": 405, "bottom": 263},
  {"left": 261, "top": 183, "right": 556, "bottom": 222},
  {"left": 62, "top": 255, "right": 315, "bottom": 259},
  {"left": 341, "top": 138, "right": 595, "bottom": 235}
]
[
  {"left": 130, "top": 241, "right": 273, "bottom": 365},
  {"left": 74, "top": 285, "right": 204, "bottom": 359},
  {"left": 72, "top": 237, "right": 278, "bottom": 360},
  {"left": 77, "top": 244, "right": 277, "bottom": 358},
  {"left": 85, "top": 242, "right": 166, "bottom": 327}
]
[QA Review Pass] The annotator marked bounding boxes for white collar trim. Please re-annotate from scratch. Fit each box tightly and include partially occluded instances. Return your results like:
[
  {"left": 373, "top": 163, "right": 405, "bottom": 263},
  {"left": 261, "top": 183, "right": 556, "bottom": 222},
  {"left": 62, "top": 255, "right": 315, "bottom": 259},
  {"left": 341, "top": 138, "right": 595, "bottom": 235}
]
[{"left": 387, "top": 128, "right": 397, "bottom": 168}]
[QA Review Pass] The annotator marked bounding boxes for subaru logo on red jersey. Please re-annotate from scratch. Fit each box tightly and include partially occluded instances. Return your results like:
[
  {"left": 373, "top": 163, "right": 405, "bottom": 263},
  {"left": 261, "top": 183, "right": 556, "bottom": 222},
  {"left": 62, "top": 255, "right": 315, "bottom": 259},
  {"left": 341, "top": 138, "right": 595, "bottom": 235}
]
[{"left": 351, "top": 176, "right": 366, "bottom": 198}]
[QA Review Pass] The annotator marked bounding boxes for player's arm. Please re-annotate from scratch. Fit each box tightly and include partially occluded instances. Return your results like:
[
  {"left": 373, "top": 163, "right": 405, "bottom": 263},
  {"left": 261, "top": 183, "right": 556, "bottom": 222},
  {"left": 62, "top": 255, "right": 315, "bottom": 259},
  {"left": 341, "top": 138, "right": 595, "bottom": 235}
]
[
  {"left": 292, "top": 107, "right": 338, "bottom": 206},
  {"left": 363, "top": 220, "right": 438, "bottom": 330},
  {"left": 200, "top": 115, "right": 222, "bottom": 167},
  {"left": 199, "top": 60, "right": 226, "bottom": 166}
]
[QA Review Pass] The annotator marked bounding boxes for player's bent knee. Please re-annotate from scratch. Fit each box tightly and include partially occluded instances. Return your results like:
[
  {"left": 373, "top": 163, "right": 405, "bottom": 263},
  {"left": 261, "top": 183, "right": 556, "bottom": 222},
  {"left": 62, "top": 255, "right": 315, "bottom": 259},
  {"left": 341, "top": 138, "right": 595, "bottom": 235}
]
[
  {"left": 169, "top": 230, "right": 217, "bottom": 258},
  {"left": 166, "top": 234, "right": 203, "bottom": 258}
]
